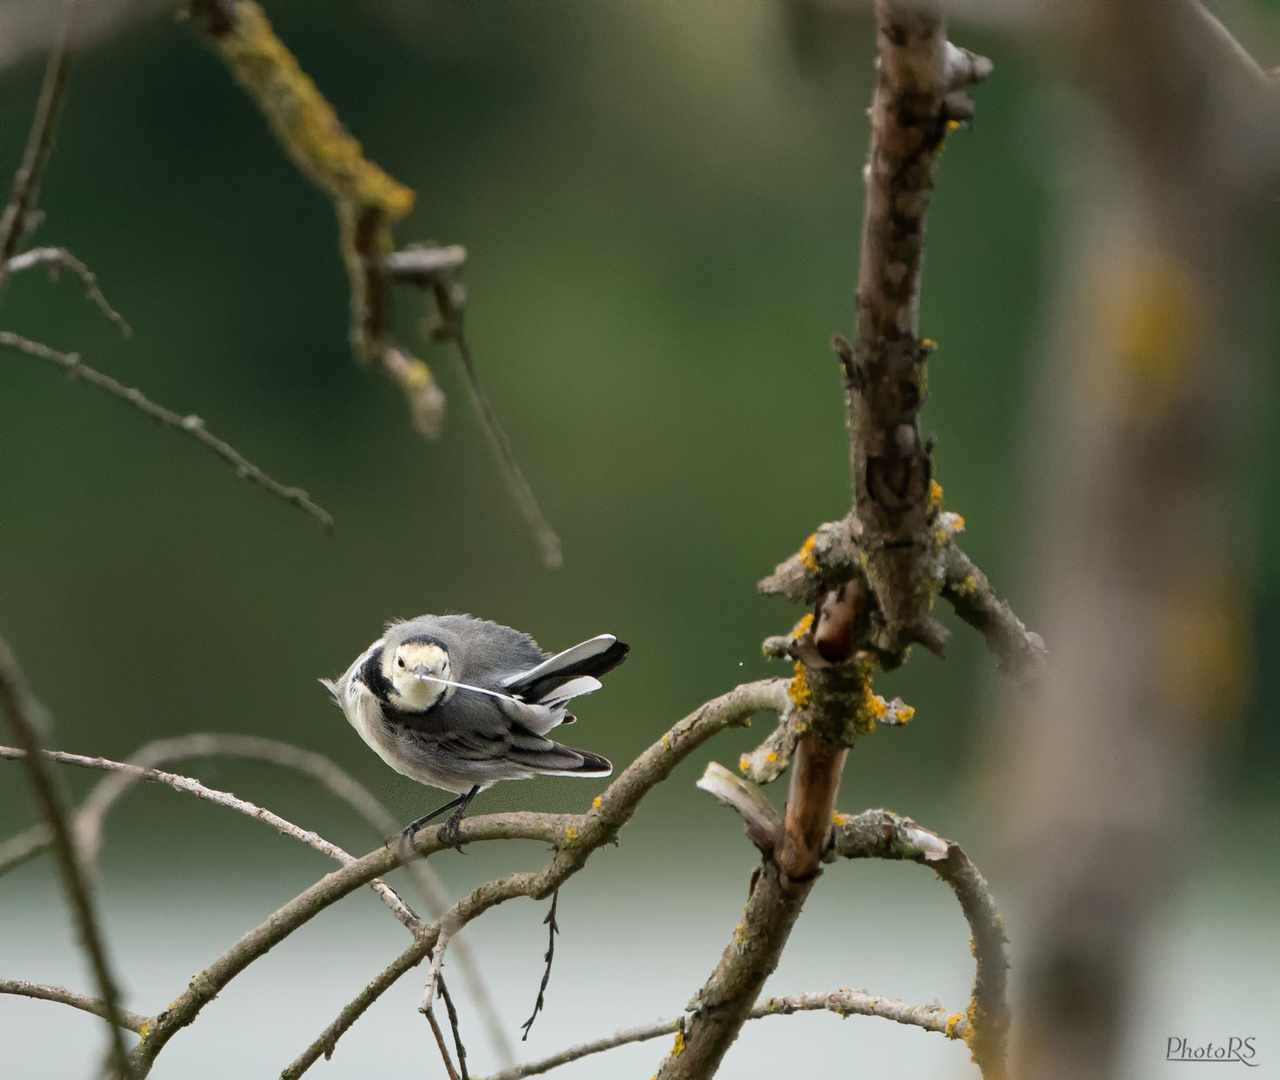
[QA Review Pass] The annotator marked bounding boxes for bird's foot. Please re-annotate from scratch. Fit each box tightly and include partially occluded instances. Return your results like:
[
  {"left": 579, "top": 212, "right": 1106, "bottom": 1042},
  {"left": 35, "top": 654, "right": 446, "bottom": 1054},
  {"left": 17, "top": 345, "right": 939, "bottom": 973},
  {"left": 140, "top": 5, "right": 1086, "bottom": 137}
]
[{"left": 437, "top": 808, "right": 468, "bottom": 853}]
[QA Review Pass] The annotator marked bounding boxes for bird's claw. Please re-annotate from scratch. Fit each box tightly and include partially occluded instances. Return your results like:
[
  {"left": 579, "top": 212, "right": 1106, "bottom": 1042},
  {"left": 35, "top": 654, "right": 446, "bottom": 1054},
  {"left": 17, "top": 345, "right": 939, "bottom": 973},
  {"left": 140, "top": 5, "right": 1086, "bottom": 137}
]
[{"left": 437, "top": 810, "right": 467, "bottom": 853}]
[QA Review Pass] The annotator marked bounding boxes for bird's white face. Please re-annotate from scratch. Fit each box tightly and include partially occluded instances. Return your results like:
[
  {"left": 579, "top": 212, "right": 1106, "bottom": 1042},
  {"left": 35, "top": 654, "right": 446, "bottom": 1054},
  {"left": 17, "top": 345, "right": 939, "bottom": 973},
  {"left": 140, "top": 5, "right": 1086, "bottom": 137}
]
[{"left": 382, "top": 640, "right": 454, "bottom": 711}]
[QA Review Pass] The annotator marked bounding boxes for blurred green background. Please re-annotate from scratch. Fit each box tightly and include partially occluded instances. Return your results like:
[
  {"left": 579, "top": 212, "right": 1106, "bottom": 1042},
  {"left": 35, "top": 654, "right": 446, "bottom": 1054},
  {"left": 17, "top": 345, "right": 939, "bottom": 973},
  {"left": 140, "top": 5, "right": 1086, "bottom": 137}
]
[{"left": 0, "top": 2, "right": 1276, "bottom": 1076}]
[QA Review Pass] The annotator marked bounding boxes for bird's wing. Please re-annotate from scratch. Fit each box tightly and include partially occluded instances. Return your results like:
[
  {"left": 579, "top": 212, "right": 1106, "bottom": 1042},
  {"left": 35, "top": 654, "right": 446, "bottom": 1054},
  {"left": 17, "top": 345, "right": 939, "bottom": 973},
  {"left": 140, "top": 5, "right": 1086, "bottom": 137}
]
[
  {"left": 499, "top": 635, "right": 629, "bottom": 702},
  {"left": 427, "top": 726, "right": 612, "bottom": 779}
]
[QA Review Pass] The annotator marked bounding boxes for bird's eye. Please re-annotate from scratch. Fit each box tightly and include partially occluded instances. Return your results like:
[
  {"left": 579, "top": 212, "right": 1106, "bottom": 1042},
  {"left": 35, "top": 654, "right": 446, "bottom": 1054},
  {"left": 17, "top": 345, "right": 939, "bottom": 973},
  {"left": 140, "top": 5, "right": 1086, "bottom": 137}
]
[{"left": 397, "top": 657, "right": 406, "bottom": 669}]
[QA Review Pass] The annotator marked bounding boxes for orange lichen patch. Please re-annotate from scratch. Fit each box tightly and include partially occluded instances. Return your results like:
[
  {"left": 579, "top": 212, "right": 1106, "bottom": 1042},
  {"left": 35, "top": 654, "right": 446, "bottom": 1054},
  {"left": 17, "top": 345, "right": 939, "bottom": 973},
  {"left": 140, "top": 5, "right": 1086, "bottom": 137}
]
[
  {"left": 929, "top": 480, "right": 944, "bottom": 508},
  {"left": 866, "top": 689, "right": 888, "bottom": 720},
  {"left": 788, "top": 663, "right": 811, "bottom": 709},
  {"left": 1154, "top": 577, "right": 1249, "bottom": 734},
  {"left": 895, "top": 705, "right": 915, "bottom": 723},
  {"left": 791, "top": 612, "right": 814, "bottom": 640},
  {"left": 961, "top": 1000, "right": 980, "bottom": 1047},
  {"left": 738, "top": 754, "right": 750, "bottom": 773},
  {"left": 945, "top": 1013, "right": 966, "bottom": 1038},
  {"left": 765, "top": 750, "right": 778, "bottom": 763},
  {"left": 208, "top": 2, "right": 414, "bottom": 218},
  {"left": 671, "top": 1030, "right": 686, "bottom": 1057},
  {"left": 921, "top": 337, "right": 937, "bottom": 351},
  {"left": 833, "top": 811, "right": 851, "bottom": 825},
  {"left": 946, "top": 119, "right": 961, "bottom": 133},
  {"left": 563, "top": 826, "right": 578, "bottom": 842},
  {"left": 591, "top": 796, "right": 603, "bottom": 811},
  {"left": 797, "top": 534, "right": 819, "bottom": 573}
]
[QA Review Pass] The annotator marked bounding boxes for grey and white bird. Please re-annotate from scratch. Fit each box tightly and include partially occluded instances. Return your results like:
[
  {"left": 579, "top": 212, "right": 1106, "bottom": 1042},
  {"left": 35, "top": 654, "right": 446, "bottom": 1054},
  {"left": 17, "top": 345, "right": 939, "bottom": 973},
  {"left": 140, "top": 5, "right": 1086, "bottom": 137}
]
[{"left": 322, "top": 614, "right": 628, "bottom": 845}]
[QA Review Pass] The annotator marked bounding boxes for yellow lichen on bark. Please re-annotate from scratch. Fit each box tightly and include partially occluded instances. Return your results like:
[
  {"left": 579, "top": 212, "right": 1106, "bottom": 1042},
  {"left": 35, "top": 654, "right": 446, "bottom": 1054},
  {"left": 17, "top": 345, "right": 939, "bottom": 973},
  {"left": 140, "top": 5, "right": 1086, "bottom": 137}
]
[{"left": 207, "top": 2, "right": 414, "bottom": 218}]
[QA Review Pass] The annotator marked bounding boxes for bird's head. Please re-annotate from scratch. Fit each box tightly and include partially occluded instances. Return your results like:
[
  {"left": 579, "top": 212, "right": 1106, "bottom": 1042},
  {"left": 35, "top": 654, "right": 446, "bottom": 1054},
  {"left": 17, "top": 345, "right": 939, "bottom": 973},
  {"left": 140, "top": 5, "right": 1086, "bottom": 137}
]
[{"left": 381, "top": 636, "right": 455, "bottom": 712}]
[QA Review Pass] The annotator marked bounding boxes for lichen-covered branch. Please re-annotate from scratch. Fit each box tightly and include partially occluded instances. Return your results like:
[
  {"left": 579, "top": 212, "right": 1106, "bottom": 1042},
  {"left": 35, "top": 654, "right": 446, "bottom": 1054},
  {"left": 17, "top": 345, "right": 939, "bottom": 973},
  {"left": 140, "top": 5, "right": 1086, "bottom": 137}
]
[
  {"left": 0, "top": 979, "right": 149, "bottom": 1035},
  {"left": 186, "top": 0, "right": 562, "bottom": 566},
  {"left": 940, "top": 541, "right": 1045, "bottom": 684},
  {"left": 184, "top": 0, "right": 443, "bottom": 437},
  {"left": 829, "top": 808, "right": 1008, "bottom": 1079},
  {"left": 0, "top": 639, "right": 135, "bottom": 1079},
  {"left": 479, "top": 988, "right": 970, "bottom": 1080}
]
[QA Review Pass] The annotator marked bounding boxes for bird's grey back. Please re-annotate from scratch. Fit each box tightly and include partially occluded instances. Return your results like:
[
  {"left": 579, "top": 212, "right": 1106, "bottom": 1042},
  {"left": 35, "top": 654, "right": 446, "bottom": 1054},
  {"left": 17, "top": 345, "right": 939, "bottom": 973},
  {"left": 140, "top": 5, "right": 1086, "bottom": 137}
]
[{"left": 384, "top": 614, "right": 547, "bottom": 687}]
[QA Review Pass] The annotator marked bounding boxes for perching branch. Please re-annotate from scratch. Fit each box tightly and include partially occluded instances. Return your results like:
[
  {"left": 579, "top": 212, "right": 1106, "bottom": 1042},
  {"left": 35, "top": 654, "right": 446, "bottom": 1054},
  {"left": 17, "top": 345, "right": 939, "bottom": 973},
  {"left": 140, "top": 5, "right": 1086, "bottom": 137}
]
[
  {"left": 0, "top": 639, "right": 135, "bottom": 1080},
  {"left": 0, "top": 979, "right": 148, "bottom": 1035},
  {"left": 478, "top": 988, "right": 972, "bottom": 1080},
  {"left": 0, "top": 332, "right": 333, "bottom": 528},
  {"left": 274, "top": 679, "right": 788, "bottom": 1080}
]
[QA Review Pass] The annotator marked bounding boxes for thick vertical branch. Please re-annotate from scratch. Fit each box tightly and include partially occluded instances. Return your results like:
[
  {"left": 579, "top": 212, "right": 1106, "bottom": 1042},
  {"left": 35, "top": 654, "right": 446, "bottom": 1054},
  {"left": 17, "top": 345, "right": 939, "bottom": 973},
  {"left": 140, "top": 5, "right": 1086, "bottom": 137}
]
[
  {"left": 849, "top": 3, "right": 990, "bottom": 657},
  {"left": 661, "top": 6, "right": 994, "bottom": 1079}
]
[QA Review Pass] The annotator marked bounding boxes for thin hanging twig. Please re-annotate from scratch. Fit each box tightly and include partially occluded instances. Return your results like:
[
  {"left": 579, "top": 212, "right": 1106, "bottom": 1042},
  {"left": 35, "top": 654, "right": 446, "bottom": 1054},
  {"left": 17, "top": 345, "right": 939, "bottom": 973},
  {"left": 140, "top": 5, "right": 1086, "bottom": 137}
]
[
  {"left": 438, "top": 973, "right": 470, "bottom": 1080},
  {"left": 436, "top": 285, "right": 563, "bottom": 570},
  {"left": 519, "top": 889, "right": 559, "bottom": 1041}
]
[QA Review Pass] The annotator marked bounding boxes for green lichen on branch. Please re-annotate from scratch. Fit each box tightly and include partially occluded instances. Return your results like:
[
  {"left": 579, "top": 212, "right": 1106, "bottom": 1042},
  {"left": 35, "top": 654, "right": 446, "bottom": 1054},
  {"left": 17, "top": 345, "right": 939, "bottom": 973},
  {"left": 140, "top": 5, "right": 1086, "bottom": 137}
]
[{"left": 186, "top": 0, "right": 445, "bottom": 437}]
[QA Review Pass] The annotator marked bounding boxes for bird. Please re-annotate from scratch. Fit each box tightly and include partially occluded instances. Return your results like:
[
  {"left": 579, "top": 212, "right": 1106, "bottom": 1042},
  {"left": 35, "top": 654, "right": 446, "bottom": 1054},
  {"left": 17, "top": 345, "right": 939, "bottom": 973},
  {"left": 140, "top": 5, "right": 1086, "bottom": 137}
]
[{"left": 322, "top": 614, "right": 628, "bottom": 848}]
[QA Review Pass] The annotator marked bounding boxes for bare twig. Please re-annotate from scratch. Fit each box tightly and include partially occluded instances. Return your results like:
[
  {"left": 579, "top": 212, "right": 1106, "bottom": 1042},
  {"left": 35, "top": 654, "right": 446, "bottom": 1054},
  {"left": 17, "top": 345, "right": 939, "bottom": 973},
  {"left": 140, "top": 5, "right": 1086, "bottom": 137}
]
[
  {"left": 519, "top": 889, "right": 559, "bottom": 1040},
  {"left": 0, "top": 979, "right": 148, "bottom": 1035},
  {"left": 828, "top": 808, "right": 1009, "bottom": 1077},
  {"left": 940, "top": 541, "right": 1046, "bottom": 685},
  {"left": 5, "top": 246, "right": 131, "bottom": 336},
  {"left": 438, "top": 973, "right": 470, "bottom": 1080},
  {"left": 479, "top": 988, "right": 971, "bottom": 1080},
  {"left": 0, "top": 639, "right": 134, "bottom": 1079},
  {"left": 0, "top": 0, "right": 76, "bottom": 291},
  {"left": 273, "top": 679, "right": 788, "bottom": 1080},
  {"left": 0, "top": 331, "right": 333, "bottom": 528},
  {"left": 438, "top": 296, "right": 563, "bottom": 570},
  {"left": 696, "top": 762, "right": 783, "bottom": 854}
]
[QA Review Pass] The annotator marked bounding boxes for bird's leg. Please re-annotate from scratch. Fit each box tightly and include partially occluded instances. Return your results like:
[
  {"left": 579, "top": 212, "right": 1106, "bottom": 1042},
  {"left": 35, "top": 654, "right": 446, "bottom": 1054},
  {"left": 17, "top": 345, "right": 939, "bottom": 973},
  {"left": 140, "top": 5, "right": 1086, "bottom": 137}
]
[
  {"left": 438, "top": 785, "right": 480, "bottom": 852},
  {"left": 400, "top": 786, "right": 477, "bottom": 849}
]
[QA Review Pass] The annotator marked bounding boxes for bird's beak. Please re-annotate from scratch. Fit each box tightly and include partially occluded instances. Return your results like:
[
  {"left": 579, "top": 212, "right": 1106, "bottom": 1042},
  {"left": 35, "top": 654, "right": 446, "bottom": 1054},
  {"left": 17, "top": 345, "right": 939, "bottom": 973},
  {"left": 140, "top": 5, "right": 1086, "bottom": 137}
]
[{"left": 409, "top": 665, "right": 437, "bottom": 682}]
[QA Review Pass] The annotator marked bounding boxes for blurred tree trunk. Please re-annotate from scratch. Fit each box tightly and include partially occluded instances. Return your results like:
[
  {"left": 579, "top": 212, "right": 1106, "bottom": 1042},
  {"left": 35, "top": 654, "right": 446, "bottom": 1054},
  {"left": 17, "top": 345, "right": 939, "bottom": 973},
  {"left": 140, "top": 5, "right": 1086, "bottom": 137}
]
[{"left": 999, "top": 4, "right": 1275, "bottom": 1078}]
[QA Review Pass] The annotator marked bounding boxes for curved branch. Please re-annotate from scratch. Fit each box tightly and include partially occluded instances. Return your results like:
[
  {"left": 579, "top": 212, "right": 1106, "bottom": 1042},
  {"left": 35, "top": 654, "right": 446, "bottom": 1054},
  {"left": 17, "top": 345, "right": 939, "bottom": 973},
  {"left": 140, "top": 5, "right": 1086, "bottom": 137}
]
[
  {"left": 66, "top": 732, "right": 515, "bottom": 1067},
  {"left": 0, "top": 743, "right": 422, "bottom": 934},
  {"left": 829, "top": 808, "right": 1008, "bottom": 1078},
  {"left": 0, "top": 332, "right": 333, "bottom": 529},
  {"left": 276, "top": 679, "right": 790, "bottom": 1079},
  {"left": 0, "top": 979, "right": 149, "bottom": 1035},
  {"left": 478, "top": 988, "right": 970, "bottom": 1080}
]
